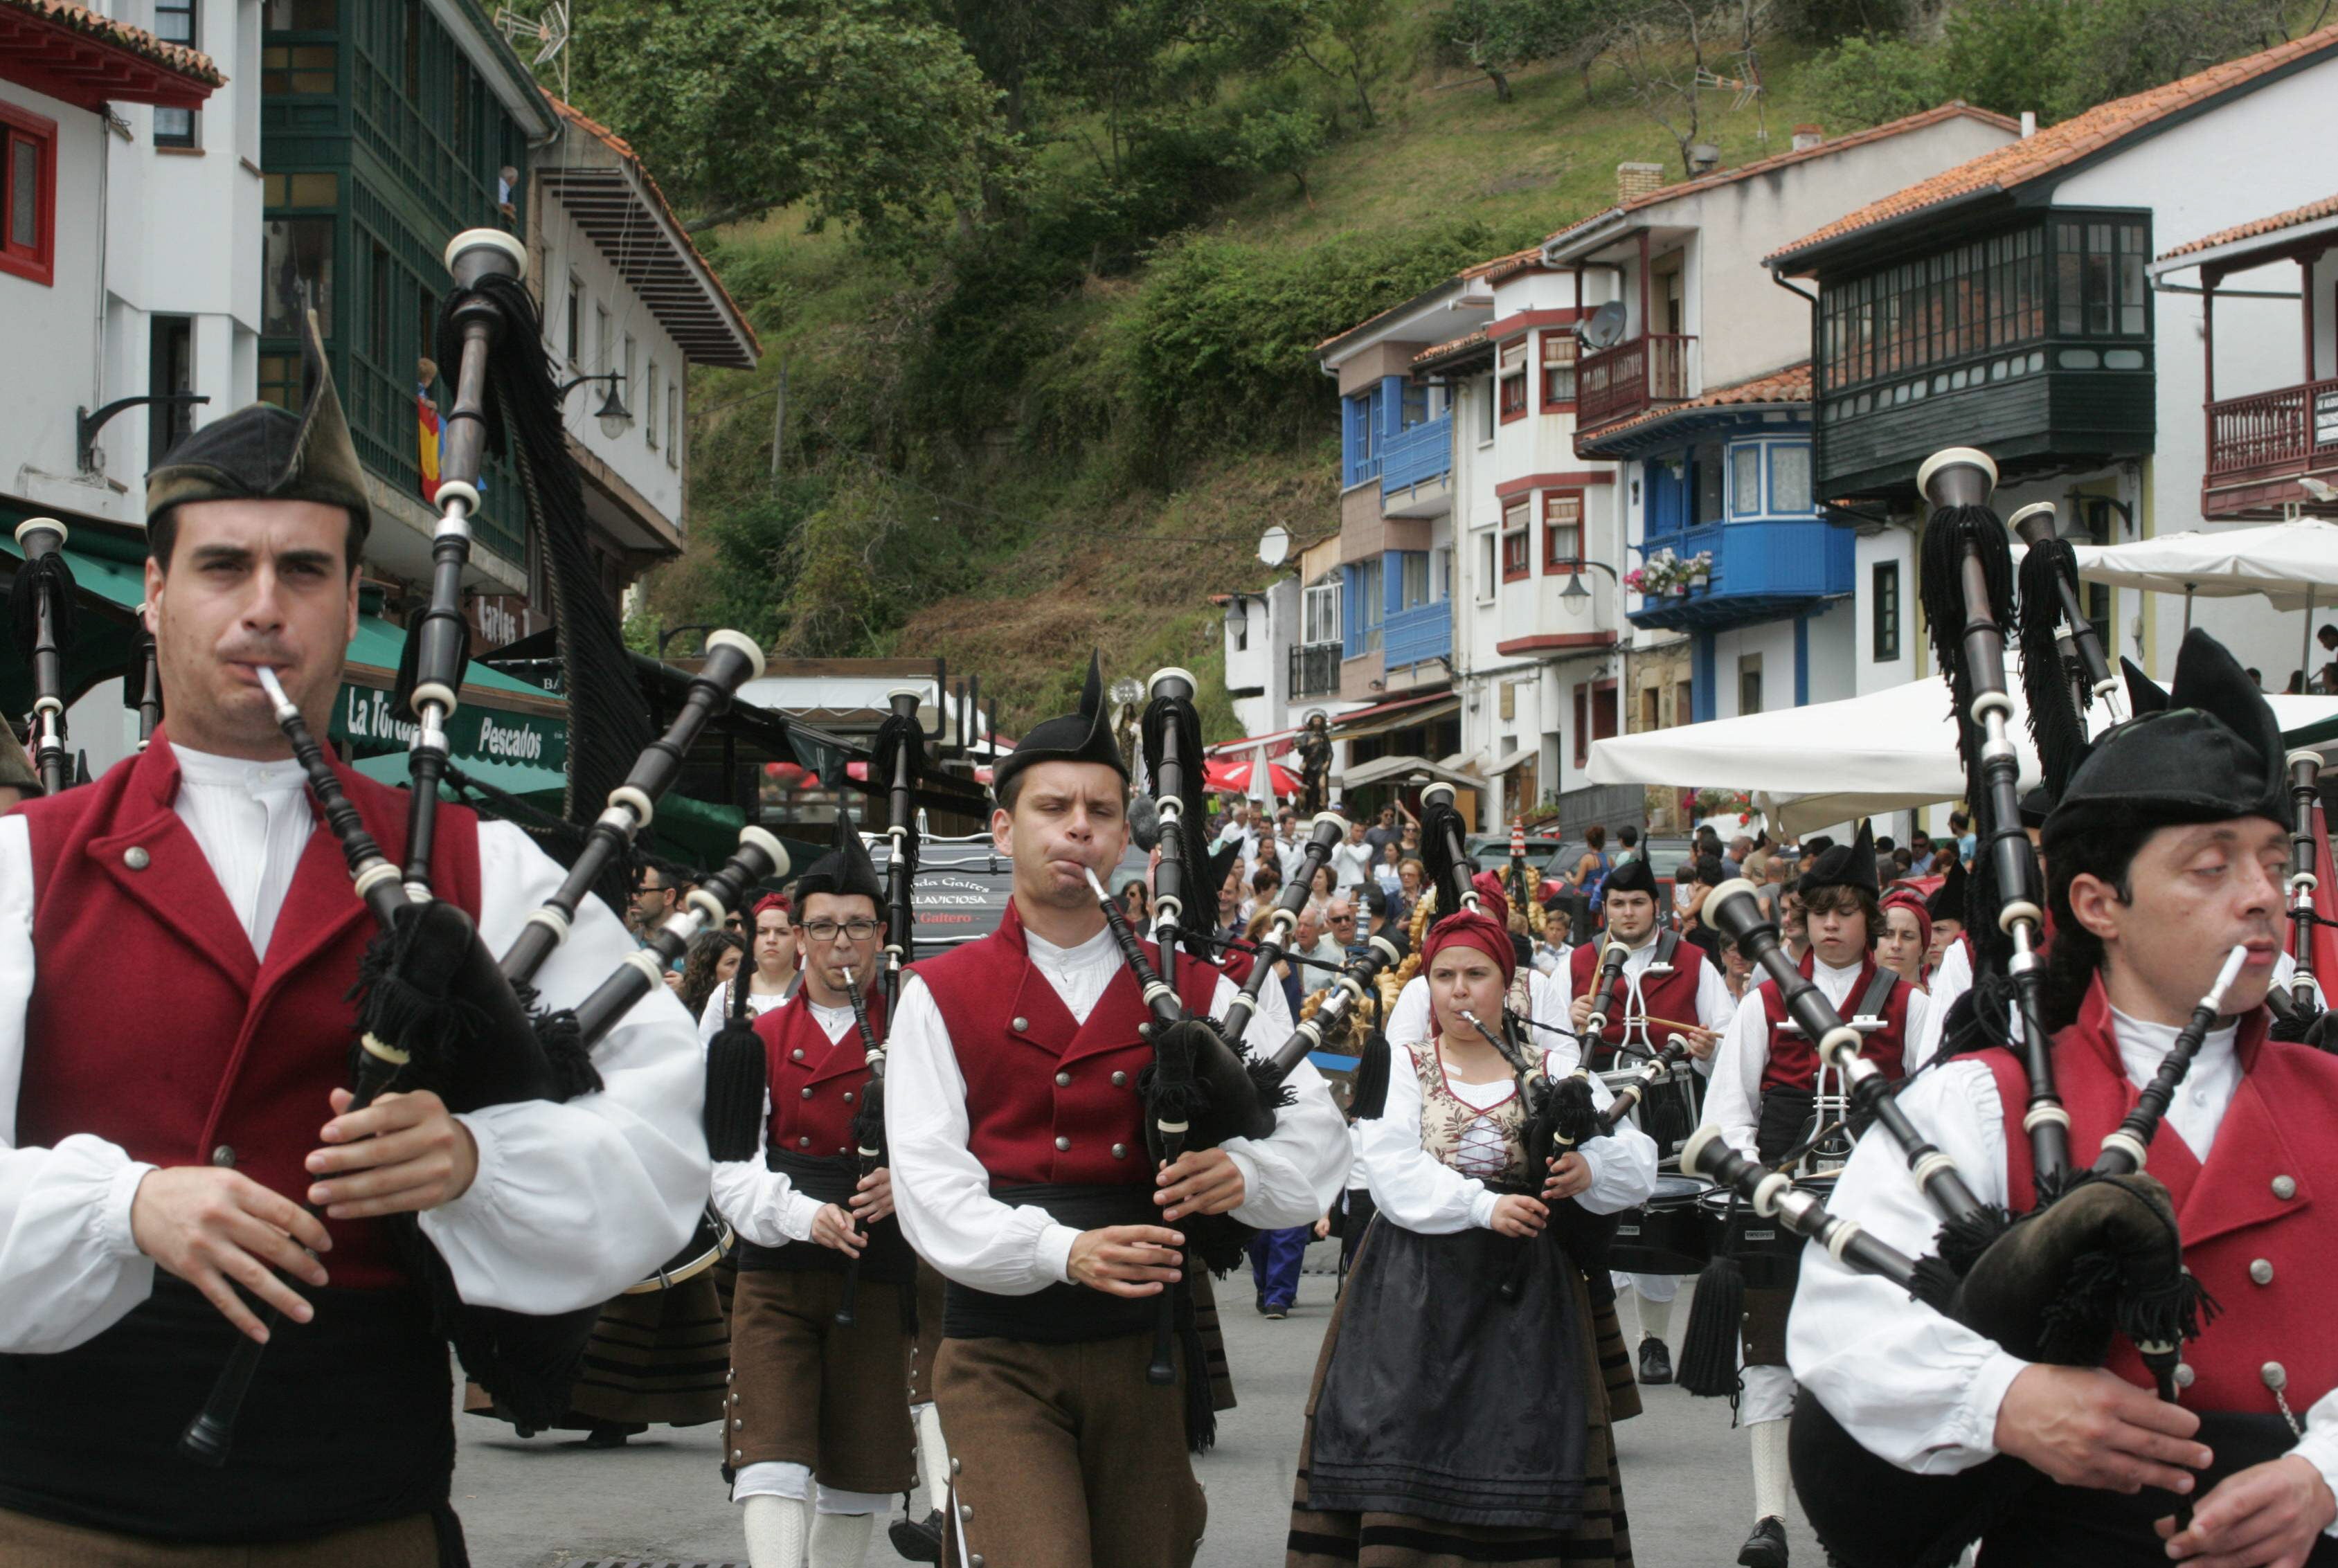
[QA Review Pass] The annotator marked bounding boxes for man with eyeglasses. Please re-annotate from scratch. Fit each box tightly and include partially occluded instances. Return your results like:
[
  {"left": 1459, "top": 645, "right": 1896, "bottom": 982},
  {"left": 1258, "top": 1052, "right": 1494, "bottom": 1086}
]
[{"left": 714, "top": 817, "right": 914, "bottom": 1568}]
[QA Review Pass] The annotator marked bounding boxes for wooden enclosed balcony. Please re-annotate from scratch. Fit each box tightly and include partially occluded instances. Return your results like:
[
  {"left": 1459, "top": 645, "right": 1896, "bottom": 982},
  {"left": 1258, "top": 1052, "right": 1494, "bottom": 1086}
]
[{"left": 1577, "top": 334, "right": 1695, "bottom": 430}]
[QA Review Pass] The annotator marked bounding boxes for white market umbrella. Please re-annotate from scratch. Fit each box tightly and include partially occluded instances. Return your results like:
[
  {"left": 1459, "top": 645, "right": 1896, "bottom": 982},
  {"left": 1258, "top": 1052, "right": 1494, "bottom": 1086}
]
[
  {"left": 1587, "top": 667, "right": 2338, "bottom": 837},
  {"left": 2071, "top": 519, "right": 2338, "bottom": 683},
  {"left": 2069, "top": 519, "right": 2338, "bottom": 617}
]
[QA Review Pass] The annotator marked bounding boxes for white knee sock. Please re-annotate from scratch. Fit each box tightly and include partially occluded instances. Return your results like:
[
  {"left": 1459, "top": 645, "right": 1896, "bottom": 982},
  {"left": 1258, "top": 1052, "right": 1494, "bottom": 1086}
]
[
  {"left": 807, "top": 1508, "right": 874, "bottom": 1568},
  {"left": 1751, "top": 1416, "right": 1791, "bottom": 1524},
  {"left": 743, "top": 1493, "right": 810, "bottom": 1568},
  {"left": 914, "top": 1400, "right": 951, "bottom": 1508},
  {"left": 1639, "top": 1293, "right": 1673, "bottom": 1344}
]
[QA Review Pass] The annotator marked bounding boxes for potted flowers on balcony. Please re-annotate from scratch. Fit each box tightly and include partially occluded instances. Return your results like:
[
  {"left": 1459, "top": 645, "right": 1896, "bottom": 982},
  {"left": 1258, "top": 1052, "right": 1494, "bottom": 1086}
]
[{"left": 1624, "top": 547, "right": 1714, "bottom": 597}]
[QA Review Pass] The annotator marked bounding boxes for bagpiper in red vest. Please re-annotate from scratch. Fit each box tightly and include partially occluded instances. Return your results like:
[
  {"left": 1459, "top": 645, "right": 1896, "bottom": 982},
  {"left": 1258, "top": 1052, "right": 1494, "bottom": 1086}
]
[
  {"left": 1983, "top": 976, "right": 2338, "bottom": 1417},
  {"left": 756, "top": 984, "right": 889, "bottom": 1161},
  {"left": 0, "top": 733, "right": 483, "bottom": 1547},
  {"left": 1570, "top": 930, "right": 1715, "bottom": 1069},
  {"left": 915, "top": 899, "right": 1223, "bottom": 1188},
  {"left": 15, "top": 734, "right": 483, "bottom": 1291},
  {"left": 1756, "top": 952, "right": 1913, "bottom": 1098}
]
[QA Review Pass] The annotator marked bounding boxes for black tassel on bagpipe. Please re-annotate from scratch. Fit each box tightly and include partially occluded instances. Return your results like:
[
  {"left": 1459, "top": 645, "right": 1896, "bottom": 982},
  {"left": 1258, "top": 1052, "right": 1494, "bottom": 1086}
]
[{"left": 703, "top": 948, "right": 768, "bottom": 1164}]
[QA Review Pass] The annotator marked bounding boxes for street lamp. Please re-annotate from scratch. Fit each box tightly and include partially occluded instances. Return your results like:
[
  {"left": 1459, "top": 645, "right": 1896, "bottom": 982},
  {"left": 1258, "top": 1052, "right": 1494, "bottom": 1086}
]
[
  {"left": 556, "top": 369, "right": 631, "bottom": 439},
  {"left": 1557, "top": 559, "right": 1621, "bottom": 615}
]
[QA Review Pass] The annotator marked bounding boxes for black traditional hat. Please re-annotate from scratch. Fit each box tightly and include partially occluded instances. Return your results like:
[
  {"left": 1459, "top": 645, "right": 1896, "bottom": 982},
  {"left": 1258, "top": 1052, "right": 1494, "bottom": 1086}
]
[
  {"left": 1925, "top": 856, "right": 1968, "bottom": 923},
  {"left": 990, "top": 650, "right": 1126, "bottom": 804},
  {"left": 1605, "top": 856, "right": 1659, "bottom": 899},
  {"left": 2044, "top": 629, "right": 2287, "bottom": 850},
  {"left": 0, "top": 721, "right": 37, "bottom": 794},
  {"left": 146, "top": 309, "right": 370, "bottom": 550},
  {"left": 794, "top": 810, "right": 885, "bottom": 906},
  {"left": 1797, "top": 820, "right": 1879, "bottom": 899}
]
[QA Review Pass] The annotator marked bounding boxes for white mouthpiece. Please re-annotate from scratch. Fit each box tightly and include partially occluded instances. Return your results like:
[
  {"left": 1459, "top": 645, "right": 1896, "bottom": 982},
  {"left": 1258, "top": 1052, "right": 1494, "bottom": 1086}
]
[
  {"left": 1083, "top": 866, "right": 1110, "bottom": 899},
  {"left": 253, "top": 666, "right": 298, "bottom": 717},
  {"left": 2204, "top": 944, "right": 2251, "bottom": 1013}
]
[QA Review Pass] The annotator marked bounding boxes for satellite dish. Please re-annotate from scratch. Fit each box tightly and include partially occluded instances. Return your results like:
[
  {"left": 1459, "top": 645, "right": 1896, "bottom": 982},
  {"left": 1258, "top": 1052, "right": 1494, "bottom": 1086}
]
[
  {"left": 1579, "top": 300, "right": 1628, "bottom": 350},
  {"left": 1258, "top": 525, "right": 1291, "bottom": 569}
]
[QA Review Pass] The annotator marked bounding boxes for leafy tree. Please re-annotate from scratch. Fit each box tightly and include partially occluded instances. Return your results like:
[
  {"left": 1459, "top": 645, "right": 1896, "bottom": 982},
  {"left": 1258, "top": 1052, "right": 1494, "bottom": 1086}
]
[
  {"left": 573, "top": 0, "right": 1016, "bottom": 244},
  {"left": 1428, "top": 0, "right": 1601, "bottom": 101},
  {"left": 1805, "top": 33, "right": 1946, "bottom": 126},
  {"left": 1232, "top": 104, "right": 1331, "bottom": 201},
  {"left": 1287, "top": 0, "right": 1398, "bottom": 127}
]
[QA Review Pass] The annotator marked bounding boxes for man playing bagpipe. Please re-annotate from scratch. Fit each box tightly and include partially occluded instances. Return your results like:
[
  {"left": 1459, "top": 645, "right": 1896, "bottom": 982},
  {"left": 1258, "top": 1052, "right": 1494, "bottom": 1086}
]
[
  {"left": 1790, "top": 631, "right": 2338, "bottom": 1567},
  {"left": 1566, "top": 854, "right": 1736, "bottom": 1387},
  {"left": 1700, "top": 822, "right": 1930, "bottom": 1568},
  {"left": 886, "top": 655, "right": 1350, "bottom": 1568},
  {"left": 0, "top": 352, "right": 705, "bottom": 1564},
  {"left": 712, "top": 815, "right": 913, "bottom": 1568}
]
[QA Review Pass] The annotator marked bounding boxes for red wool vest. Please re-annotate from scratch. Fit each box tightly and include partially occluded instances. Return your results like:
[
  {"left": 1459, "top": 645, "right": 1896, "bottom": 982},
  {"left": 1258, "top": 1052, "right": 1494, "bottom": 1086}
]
[
  {"left": 755, "top": 985, "right": 888, "bottom": 1158},
  {"left": 912, "top": 900, "right": 1223, "bottom": 1187},
  {"left": 14, "top": 733, "right": 483, "bottom": 1291},
  {"left": 1570, "top": 933, "right": 1714, "bottom": 1063},
  {"left": 1756, "top": 953, "right": 1910, "bottom": 1094},
  {"left": 1985, "top": 979, "right": 2338, "bottom": 1416}
]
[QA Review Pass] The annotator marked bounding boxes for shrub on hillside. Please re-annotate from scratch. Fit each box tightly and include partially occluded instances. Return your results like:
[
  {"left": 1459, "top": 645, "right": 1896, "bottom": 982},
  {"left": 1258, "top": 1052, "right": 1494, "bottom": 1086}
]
[
  {"left": 1124, "top": 222, "right": 1512, "bottom": 449},
  {"left": 1804, "top": 34, "right": 1948, "bottom": 127}
]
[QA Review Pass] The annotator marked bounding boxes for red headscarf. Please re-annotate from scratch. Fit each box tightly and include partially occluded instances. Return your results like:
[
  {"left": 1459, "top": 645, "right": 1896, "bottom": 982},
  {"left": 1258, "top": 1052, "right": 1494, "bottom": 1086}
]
[
  {"left": 751, "top": 892, "right": 791, "bottom": 922},
  {"left": 1469, "top": 869, "right": 1511, "bottom": 929},
  {"left": 1421, "top": 908, "right": 1517, "bottom": 988}
]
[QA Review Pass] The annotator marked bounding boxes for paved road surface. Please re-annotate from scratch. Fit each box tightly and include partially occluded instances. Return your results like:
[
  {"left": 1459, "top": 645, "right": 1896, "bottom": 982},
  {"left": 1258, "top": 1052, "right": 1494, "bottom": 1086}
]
[{"left": 457, "top": 1259, "right": 1812, "bottom": 1567}]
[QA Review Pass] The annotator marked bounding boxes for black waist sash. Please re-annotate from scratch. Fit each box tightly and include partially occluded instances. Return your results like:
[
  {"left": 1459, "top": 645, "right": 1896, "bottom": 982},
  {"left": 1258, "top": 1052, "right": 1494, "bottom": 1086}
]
[
  {"left": 738, "top": 1151, "right": 917, "bottom": 1283},
  {"left": 943, "top": 1184, "right": 1160, "bottom": 1343},
  {"left": 1979, "top": 1412, "right": 2338, "bottom": 1567},
  {"left": 0, "top": 1277, "right": 456, "bottom": 1548}
]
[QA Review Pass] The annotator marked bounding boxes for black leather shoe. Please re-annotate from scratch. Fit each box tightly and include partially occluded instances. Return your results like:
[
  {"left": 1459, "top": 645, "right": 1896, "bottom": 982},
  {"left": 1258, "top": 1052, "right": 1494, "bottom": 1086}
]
[
  {"left": 1738, "top": 1515, "right": 1788, "bottom": 1568},
  {"left": 1637, "top": 1337, "right": 1673, "bottom": 1385},
  {"left": 888, "top": 1509, "right": 944, "bottom": 1562}
]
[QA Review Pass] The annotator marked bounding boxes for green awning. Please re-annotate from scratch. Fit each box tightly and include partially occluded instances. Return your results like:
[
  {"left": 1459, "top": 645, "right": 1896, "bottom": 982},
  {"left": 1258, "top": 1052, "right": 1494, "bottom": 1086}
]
[
  {"left": 0, "top": 514, "right": 147, "bottom": 715},
  {"left": 351, "top": 748, "right": 568, "bottom": 799}
]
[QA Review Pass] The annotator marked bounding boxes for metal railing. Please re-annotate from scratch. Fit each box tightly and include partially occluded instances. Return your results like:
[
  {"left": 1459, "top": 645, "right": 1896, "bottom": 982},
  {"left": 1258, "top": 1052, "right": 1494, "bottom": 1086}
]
[{"left": 1288, "top": 640, "right": 1342, "bottom": 701}]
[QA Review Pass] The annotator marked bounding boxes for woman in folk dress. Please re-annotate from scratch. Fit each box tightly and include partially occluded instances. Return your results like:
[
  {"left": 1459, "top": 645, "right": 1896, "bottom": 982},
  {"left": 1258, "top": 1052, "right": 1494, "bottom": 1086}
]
[{"left": 1288, "top": 908, "right": 1657, "bottom": 1567}]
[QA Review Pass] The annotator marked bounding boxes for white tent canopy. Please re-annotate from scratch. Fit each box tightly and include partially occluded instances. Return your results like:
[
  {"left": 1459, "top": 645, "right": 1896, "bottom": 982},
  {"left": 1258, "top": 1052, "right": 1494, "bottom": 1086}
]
[
  {"left": 1588, "top": 669, "right": 2338, "bottom": 836},
  {"left": 2070, "top": 519, "right": 2338, "bottom": 616}
]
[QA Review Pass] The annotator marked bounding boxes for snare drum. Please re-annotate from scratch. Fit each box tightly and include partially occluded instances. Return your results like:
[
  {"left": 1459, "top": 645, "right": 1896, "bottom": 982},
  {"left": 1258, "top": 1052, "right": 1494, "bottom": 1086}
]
[
  {"left": 624, "top": 1205, "right": 735, "bottom": 1295},
  {"left": 1609, "top": 1174, "right": 1715, "bottom": 1275}
]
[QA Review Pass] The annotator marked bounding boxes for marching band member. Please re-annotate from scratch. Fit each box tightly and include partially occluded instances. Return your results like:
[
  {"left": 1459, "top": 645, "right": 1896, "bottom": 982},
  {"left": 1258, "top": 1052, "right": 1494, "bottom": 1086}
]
[
  {"left": 1790, "top": 631, "right": 2338, "bottom": 1566},
  {"left": 0, "top": 380, "right": 703, "bottom": 1563},
  {"left": 886, "top": 661, "right": 1349, "bottom": 1568},
  {"left": 1700, "top": 822, "right": 1927, "bottom": 1568},
  {"left": 1286, "top": 905, "right": 1655, "bottom": 1567},
  {"left": 714, "top": 820, "right": 912, "bottom": 1568},
  {"left": 1566, "top": 856, "right": 1734, "bottom": 1386}
]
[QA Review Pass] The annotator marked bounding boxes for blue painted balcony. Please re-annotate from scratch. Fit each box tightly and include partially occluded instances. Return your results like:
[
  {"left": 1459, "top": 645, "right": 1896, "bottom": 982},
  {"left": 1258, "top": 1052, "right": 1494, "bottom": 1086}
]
[
  {"left": 1383, "top": 599, "right": 1453, "bottom": 669},
  {"left": 1381, "top": 413, "right": 1454, "bottom": 518},
  {"left": 1627, "top": 519, "right": 1851, "bottom": 632}
]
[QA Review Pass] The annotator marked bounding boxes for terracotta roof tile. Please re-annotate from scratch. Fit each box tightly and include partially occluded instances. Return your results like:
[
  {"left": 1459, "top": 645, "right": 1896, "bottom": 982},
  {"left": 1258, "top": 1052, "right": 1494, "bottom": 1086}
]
[
  {"left": 1412, "top": 328, "right": 1489, "bottom": 368},
  {"left": 1580, "top": 361, "right": 1811, "bottom": 442},
  {"left": 1772, "top": 26, "right": 2338, "bottom": 266},
  {"left": 546, "top": 98, "right": 760, "bottom": 361},
  {"left": 1544, "top": 104, "right": 2019, "bottom": 255},
  {"left": 0, "top": 0, "right": 222, "bottom": 87},
  {"left": 2162, "top": 192, "right": 2338, "bottom": 260}
]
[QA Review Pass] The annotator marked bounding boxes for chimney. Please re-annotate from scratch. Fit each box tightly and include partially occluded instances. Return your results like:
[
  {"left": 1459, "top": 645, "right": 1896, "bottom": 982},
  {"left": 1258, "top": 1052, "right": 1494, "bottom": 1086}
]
[
  {"left": 1617, "top": 162, "right": 1665, "bottom": 206},
  {"left": 1792, "top": 124, "right": 1823, "bottom": 152},
  {"left": 2020, "top": 110, "right": 2037, "bottom": 138}
]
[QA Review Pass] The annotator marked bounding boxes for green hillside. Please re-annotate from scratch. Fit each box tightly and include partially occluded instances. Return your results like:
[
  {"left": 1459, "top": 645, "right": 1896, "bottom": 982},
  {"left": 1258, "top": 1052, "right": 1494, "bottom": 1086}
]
[{"left": 587, "top": 0, "right": 2321, "bottom": 737}]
